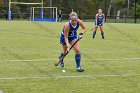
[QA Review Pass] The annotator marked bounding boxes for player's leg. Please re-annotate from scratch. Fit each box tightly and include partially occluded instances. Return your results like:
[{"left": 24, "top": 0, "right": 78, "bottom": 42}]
[
  {"left": 70, "top": 40, "right": 84, "bottom": 72},
  {"left": 99, "top": 26, "right": 104, "bottom": 39},
  {"left": 92, "top": 24, "right": 98, "bottom": 38},
  {"left": 60, "top": 17, "right": 62, "bottom": 22},
  {"left": 59, "top": 45, "right": 67, "bottom": 67},
  {"left": 59, "top": 36, "right": 67, "bottom": 67}
]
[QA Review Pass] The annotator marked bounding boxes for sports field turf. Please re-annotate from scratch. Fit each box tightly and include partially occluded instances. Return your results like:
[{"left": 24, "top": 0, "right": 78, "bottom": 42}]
[{"left": 0, "top": 21, "right": 140, "bottom": 93}]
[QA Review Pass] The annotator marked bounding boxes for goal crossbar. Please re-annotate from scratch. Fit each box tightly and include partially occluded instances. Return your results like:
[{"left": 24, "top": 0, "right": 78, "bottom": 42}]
[
  {"left": 10, "top": 2, "right": 42, "bottom": 5},
  {"left": 8, "top": 0, "right": 43, "bottom": 20}
]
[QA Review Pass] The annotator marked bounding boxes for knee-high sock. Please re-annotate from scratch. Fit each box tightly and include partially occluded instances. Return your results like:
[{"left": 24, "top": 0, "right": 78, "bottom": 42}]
[
  {"left": 93, "top": 31, "right": 96, "bottom": 36},
  {"left": 75, "top": 54, "right": 81, "bottom": 68},
  {"left": 59, "top": 53, "right": 63, "bottom": 61},
  {"left": 101, "top": 31, "right": 104, "bottom": 38}
]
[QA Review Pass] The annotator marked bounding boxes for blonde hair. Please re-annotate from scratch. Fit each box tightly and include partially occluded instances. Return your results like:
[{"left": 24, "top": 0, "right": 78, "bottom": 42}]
[
  {"left": 98, "top": 9, "right": 102, "bottom": 13},
  {"left": 69, "top": 12, "right": 78, "bottom": 19}
]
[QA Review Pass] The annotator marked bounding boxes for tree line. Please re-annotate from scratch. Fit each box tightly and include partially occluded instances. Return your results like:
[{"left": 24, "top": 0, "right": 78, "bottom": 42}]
[{"left": 0, "top": 0, "right": 140, "bottom": 19}]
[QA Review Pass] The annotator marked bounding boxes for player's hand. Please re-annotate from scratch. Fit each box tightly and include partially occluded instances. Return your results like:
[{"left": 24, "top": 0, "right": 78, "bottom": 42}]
[{"left": 78, "top": 32, "right": 83, "bottom": 39}]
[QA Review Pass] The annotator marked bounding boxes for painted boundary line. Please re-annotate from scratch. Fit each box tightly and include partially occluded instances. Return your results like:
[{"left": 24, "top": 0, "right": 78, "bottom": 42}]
[
  {"left": 0, "top": 58, "right": 140, "bottom": 62},
  {"left": 0, "top": 74, "right": 140, "bottom": 80}
]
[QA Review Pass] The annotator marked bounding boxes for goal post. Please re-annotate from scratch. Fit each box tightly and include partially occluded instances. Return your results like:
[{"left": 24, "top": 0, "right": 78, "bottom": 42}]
[
  {"left": 8, "top": 0, "right": 43, "bottom": 20},
  {"left": 31, "top": 7, "right": 57, "bottom": 22}
]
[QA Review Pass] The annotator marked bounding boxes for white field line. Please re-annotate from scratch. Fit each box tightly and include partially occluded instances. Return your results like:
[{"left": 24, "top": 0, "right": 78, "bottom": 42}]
[
  {"left": 0, "top": 38, "right": 50, "bottom": 40},
  {"left": 0, "top": 74, "right": 140, "bottom": 80},
  {"left": 0, "top": 57, "right": 140, "bottom": 62},
  {"left": 104, "top": 39, "right": 137, "bottom": 44}
]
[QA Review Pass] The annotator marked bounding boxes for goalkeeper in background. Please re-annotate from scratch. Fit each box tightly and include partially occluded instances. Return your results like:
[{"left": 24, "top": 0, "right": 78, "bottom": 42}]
[
  {"left": 92, "top": 9, "right": 105, "bottom": 39},
  {"left": 58, "top": 11, "right": 87, "bottom": 72}
]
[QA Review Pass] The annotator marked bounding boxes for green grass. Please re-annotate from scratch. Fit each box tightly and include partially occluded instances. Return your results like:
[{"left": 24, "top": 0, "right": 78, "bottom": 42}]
[{"left": 0, "top": 21, "right": 140, "bottom": 93}]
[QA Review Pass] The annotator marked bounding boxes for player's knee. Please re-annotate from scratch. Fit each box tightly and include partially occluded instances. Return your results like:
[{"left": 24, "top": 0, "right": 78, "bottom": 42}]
[{"left": 75, "top": 49, "right": 80, "bottom": 54}]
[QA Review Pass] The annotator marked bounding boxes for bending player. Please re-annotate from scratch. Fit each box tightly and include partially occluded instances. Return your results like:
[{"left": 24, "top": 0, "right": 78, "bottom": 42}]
[
  {"left": 58, "top": 11, "right": 87, "bottom": 72},
  {"left": 92, "top": 9, "right": 105, "bottom": 39}
]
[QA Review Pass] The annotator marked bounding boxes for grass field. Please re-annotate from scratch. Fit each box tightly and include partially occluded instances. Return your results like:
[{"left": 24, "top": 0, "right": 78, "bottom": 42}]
[{"left": 0, "top": 21, "right": 140, "bottom": 93}]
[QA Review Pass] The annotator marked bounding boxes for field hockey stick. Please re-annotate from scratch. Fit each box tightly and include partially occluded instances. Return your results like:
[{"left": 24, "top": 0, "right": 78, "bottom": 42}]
[{"left": 55, "top": 37, "right": 81, "bottom": 66}]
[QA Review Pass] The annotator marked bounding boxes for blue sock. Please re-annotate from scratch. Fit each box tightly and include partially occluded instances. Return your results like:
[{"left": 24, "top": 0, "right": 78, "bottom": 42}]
[
  {"left": 93, "top": 31, "right": 96, "bottom": 36},
  {"left": 75, "top": 54, "right": 81, "bottom": 68},
  {"left": 101, "top": 31, "right": 104, "bottom": 38},
  {"left": 59, "top": 53, "right": 63, "bottom": 61}
]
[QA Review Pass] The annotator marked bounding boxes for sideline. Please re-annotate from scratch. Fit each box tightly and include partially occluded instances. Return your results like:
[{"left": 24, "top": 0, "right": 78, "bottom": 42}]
[{"left": 0, "top": 74, "right": 140, "bottom": 80}]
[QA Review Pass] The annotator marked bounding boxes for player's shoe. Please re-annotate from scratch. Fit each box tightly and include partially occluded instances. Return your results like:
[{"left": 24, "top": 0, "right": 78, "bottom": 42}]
[
  {"left": 60, "top": 62, "right": 64, "bottom": 67},
  {"left": 77, "top": 66, "right": 84, "bottom": 72},
  {"left": 102, "top": 36, "right": 104, "bottom": 39},
  {"left": 92, "top": 35, "right": 95, "bottom": 38}
]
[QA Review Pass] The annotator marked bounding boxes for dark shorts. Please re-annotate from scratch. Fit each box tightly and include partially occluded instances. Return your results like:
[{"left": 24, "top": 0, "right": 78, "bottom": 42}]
[
  {"left": 60, "top": 34, "right": 77, "bottom": 45},
  {"left": 95, "top": 22, "right": 103, "bottom": 26}
]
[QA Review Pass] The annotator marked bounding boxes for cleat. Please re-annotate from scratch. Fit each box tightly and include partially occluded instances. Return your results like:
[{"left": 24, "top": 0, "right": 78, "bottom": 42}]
[
  {"left": 77, "top": 66, "right": 84, "bottom": 72},
  {"left": 60, "top": 62, "right": 64, "bottom": 67},
  {"left": 92, "top": 35, "right": 95, "bottom": 38},
  {"left": 102, "top": 37, "right": 104, "bottom": 39}
]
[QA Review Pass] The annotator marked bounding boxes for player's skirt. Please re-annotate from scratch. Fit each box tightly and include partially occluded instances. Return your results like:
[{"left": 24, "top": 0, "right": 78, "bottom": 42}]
[
  {"left": 95, "top": 21, "right": 103, "bottom": 26},
  {"left": 60, "top": 33, "right": 77, "bottom": 45}
]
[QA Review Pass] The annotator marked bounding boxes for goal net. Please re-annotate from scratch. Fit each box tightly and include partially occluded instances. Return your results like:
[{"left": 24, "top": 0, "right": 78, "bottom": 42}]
[{"left": 30, "top": 7, "right": 57, "bottom": 22}]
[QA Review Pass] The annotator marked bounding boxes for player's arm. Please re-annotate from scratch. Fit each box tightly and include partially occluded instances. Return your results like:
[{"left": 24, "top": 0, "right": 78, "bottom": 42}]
[
  {"left": 64, "top": 22, "right": 70, "bottom": 48},
  {"left": 78, "top": 19, "right": 87, "bottom": 34}
]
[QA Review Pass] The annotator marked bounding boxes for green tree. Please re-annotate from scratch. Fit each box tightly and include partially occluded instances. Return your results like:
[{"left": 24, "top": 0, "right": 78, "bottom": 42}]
[{"left": 136, "top": 4, "right": 140, "bottom": 17}]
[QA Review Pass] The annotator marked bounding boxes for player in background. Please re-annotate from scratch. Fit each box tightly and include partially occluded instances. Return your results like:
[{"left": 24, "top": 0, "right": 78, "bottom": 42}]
[
  {"left": 58, "top": 11, "right": 87, "bottom": 72},
  {"left": 92, "top": 9, "right": 105, "bottom": 39},
  {"left": 58, "top": 10, "right": 62, "bottom": 22}
]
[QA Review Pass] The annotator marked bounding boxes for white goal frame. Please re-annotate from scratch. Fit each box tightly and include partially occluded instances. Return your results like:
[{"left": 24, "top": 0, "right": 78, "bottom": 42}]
[{"left": 30, "top": 7, "right": 57, "bottom": 22}]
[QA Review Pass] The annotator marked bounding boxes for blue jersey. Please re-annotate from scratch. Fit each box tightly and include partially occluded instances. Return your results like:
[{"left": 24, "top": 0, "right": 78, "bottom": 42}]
[
  {"left": 95, "top": 13, "right": 105, "bottom": 26},
  {"left": 60, "top": 20, "right": 80, "bottom": 45}
]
